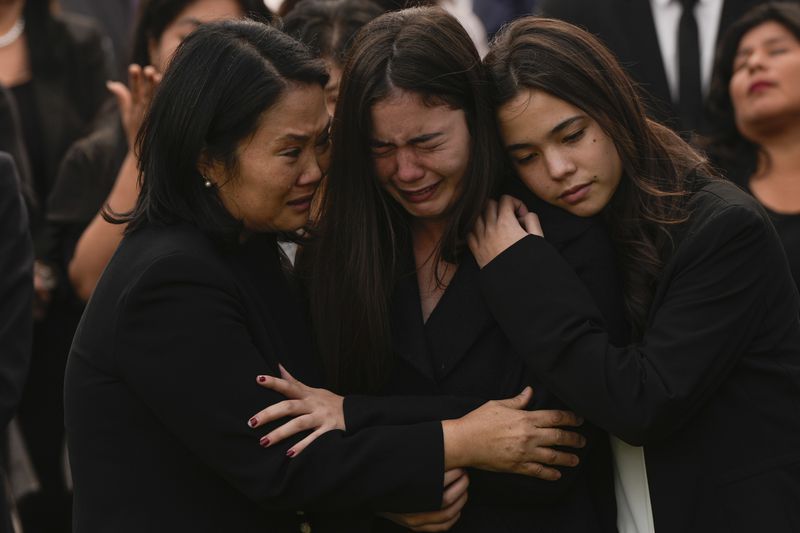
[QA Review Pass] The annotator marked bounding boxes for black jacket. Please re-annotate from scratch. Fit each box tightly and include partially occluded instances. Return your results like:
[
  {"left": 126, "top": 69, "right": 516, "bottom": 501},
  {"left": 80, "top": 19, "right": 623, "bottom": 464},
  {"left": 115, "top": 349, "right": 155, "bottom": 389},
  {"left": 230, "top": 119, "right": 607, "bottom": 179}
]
[
  {"left": 480, "top": 179, "right": 800, "bottom": 532},
  {"left": 65, "top": 224, "right": 446, "bottom": 533}
]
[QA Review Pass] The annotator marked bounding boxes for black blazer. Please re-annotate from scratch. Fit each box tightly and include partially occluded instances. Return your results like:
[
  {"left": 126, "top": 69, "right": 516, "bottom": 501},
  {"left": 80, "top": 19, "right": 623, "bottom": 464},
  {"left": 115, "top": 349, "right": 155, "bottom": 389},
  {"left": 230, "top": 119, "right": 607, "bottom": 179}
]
[
  {"left": 0, "top": 153, "right": 33, "bottom": 533},
  {"left": 345, "top": 205, "right": 626, "bottom": 533},
  {"left": 480, "top": 179, "right": 800, "bottom": 533},
  {"left": 64, "top": 224, "right": 447, "bottom": 533},
  {"left": 538, "top": 0, "right": 769, "bottom": 132}
]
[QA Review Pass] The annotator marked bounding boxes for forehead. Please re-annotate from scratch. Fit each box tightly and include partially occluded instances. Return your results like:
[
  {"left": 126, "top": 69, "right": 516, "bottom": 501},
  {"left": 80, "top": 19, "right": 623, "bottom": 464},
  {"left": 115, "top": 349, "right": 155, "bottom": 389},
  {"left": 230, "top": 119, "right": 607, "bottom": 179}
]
[
  {"left": 370, "top": 90, "right": 462, "bottom": 141},
  {"left": 498, "top": 89, "right": 582, "bottom": 140},
  {"left": 738, "top": 20, "right": 797, "bottom": 49},
  {"left": 252, "top": 84, "right": 328, "bottom": 141},
  {"left": 170, "top": 0, "right": 245, "bottom": 29}
]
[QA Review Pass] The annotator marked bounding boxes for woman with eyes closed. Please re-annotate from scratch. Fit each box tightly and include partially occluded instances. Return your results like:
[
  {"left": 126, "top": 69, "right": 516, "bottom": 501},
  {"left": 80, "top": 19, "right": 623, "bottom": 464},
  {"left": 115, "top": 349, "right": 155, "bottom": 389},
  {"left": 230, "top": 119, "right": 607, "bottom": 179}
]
[
  {"left": 706, "top": 2, "right": 800, "bottom": 290},
  {"left": 467, "top": 16, "right": 800, "bottom": 533},
  {"left": 249, "top": 7, "right": 622, "bottom": 533}
]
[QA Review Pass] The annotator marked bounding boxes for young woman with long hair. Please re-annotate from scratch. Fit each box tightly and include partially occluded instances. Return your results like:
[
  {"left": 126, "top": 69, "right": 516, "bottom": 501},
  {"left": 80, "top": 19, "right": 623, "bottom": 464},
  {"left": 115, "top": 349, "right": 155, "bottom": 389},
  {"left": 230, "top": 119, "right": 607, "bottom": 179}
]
[{"left": 470, "top": 16, "right": 800, "bottom": 533}]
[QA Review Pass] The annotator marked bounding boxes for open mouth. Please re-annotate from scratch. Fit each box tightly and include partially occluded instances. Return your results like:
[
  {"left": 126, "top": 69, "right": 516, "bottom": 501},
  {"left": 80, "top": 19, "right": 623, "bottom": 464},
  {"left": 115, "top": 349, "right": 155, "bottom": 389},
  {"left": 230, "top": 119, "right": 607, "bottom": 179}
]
[
  {"left": 400, "top": 182, "right": 440, "bottom": 203},
  {"left": 749, "top": 81, "right": 775, "bottom": 94},
  {"left": 287, "top": 194, "right": 314, "bottom": 211}
]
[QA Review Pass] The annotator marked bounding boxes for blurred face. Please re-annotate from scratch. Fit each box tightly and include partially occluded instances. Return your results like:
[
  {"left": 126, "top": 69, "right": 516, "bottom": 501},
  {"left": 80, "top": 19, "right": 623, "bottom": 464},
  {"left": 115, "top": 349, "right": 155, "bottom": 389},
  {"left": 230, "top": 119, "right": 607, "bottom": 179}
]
[
  {"left": 149, "top": 0, "right": 244, "bottom": 72},
  {"left": 370, "top": 90, "right": 470, "bottom": 223},
  {"left": 210, "top": 84, "right": 330, "bottom": 233},
  {"left": 730, "top": 21, "right": 800, "bottom": 139},
  {"left": 498, "top": 89, "right": 622, "bottom": 217},
  {"left": 323, "top": 59, "right": 342, "bottom": 115}
]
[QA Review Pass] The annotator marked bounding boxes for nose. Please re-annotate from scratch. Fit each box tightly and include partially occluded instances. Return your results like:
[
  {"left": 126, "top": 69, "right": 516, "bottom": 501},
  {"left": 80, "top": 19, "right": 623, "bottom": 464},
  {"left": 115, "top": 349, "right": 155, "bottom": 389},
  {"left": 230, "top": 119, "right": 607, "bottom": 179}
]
[
  {"left": 395, "top": 147, "right": 425, "bottom": 183},
  {"left": 745, "top": 50, "right": 766, "bottom": 73},
  {"left": 544, "top": 149, "right": 577, "bottom": 181},
  {"left": 298, "top": 154, "right": 324, "bottom": 188}
]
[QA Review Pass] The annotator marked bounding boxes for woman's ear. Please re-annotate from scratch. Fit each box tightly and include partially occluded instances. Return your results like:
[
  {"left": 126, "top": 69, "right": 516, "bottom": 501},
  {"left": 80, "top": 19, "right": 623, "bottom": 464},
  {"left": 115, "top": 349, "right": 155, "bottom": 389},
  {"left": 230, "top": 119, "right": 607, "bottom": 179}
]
[{"left": 197, "top": 151, "right": 222, "bottom": 189}]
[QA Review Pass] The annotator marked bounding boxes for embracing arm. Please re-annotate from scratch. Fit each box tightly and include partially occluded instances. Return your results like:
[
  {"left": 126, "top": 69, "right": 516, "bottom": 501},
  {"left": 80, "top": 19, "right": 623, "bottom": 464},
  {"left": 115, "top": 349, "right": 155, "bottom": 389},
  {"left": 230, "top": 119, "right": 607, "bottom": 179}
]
[{"left": 476, "top": 203, "right": 776, "bottom": 445}]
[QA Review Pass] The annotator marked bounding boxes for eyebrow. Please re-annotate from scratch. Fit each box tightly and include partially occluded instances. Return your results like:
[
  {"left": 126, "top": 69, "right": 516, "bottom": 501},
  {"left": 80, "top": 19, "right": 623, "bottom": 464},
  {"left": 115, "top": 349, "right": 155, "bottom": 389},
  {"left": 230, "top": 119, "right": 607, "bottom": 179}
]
[
  {"left": 506, "top": 115, "right": 584, "bottom": 151},
  {"left": 370, "top": 132, "right": 444, "bottom": 147},
  {"left": 175, "top": 17, "right": 204, "bottom": 28},
  {"left": 279, "top": 117, "right": 333, "bottom": 143}
]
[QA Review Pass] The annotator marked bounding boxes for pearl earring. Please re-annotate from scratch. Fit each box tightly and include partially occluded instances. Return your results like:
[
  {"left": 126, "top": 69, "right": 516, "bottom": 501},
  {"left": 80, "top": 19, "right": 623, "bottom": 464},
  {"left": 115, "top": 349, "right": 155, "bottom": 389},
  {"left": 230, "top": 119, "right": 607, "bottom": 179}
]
[{"left": 203, "top": 176, "right": 213, "bottom": 189}]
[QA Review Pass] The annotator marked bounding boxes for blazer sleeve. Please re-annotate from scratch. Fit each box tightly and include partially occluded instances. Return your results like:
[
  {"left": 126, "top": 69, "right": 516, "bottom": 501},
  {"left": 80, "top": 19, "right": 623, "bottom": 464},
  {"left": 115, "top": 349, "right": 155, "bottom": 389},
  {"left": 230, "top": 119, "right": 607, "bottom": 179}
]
[
  {"left": 114, "top": 252, "right": 445, "bottom": 513},
  {"left": 0, "top": 154, "right": 33, "bottom": 431},
  {"left": 479, "top": 204, "right": 774, "bottom": 445}
]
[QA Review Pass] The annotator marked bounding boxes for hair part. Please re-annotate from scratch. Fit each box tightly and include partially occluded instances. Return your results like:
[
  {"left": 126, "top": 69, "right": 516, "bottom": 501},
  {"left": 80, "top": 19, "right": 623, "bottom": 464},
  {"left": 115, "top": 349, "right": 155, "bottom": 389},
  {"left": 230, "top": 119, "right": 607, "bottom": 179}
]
[{"left": 485, "top": 17, "right": 715, "bottom": 338}]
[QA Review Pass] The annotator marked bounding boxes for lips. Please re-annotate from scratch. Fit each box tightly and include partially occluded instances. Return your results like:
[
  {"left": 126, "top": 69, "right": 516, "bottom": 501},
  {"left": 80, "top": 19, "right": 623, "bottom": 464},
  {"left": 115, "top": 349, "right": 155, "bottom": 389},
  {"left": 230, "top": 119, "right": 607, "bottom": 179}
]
[
  {"left": 399, "top": 181, "right": 440, "bottom": 203},
  {"left": 287, "top": 194, "right": 314, "bottom": 210},
  {"left": 559, "top": 183, "right": 591, "bottom": 205},
  {"left": 748, "top": 80, "right": 776, "bottom": 94}
]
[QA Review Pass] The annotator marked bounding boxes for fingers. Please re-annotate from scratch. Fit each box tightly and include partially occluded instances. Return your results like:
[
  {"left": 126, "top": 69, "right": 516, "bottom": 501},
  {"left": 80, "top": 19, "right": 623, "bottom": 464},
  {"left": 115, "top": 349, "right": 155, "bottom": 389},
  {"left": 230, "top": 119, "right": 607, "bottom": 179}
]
[
  {"left": 495, "top": 386, "right": 533, "bottom": 410},
  {"left": 441, "top": 470, "right": 469, "bottom": 508},
  {"left": 259, "top": 413, "right": 318, "bottom": 448},
  {"left": 442, "top": 468, "right": 465, "bottom": 487},
  {"left": 517, "top": 462, "right": 563, "bottom": 481},
  {"left": 248, "top": 398, "right": 309, "bottom": 429},
  {"left": 519, "top": 212, "right": 543, "bottom": 236},
  {"left": 255, "top": 374, "right": 303, "bottom": 398},
  {"left": 533, "top": 427, "right": 587, "bottom": 449},
  {"left": 128, "top": 64, "right": 143, "bottom": 108},
  {"left": 284, "top": 427, "right": 327, "bottom": 458},
  {"left": 530, "top": 409, "right": 584, "bottom": 429},
  {"left": 278, "top": 364, "right": 299, "bottom": 383},
  {"left": 525, "top": 446, "right": 581, "bottom": 468},
  {"left": 483, "top": 198, "right": 499, "bottom": 224},
  {"left": 106, "top": 81, "right": 132, "bottom": 113}
]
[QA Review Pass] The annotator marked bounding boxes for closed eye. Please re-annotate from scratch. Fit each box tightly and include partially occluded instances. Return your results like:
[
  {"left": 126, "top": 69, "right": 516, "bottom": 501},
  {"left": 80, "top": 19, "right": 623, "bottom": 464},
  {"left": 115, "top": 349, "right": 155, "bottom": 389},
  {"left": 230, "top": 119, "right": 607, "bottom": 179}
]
[{"left": 563, "top": 129, "right": 585, "bottom": 143}]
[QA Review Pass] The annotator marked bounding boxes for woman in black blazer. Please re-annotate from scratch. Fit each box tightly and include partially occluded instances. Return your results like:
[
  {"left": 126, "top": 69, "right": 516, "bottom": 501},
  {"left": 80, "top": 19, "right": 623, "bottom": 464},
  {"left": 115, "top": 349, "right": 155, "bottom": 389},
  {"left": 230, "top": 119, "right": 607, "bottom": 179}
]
[
  {"left": 251, "top": 7, "right": 619, "bottom": 532},
  {"left": 64, "top": 19, "right": 585, "bottom": 533},
  {"left": 466, "top": 17, "right": 800, "bottom": 533}
]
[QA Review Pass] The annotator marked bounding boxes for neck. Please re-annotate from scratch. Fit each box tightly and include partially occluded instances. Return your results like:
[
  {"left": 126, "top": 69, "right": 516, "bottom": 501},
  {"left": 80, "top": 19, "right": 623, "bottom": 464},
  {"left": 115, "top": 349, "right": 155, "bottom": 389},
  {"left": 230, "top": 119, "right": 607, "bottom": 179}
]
[
  {"left": 412, "top": 218, "right": 447, "bottom": 250},
  {"left": 755, "top": 121, "right": 800, "bottom": 183},
  {"left": 0, "top": 1, "right": 24, "bottom": 34}
]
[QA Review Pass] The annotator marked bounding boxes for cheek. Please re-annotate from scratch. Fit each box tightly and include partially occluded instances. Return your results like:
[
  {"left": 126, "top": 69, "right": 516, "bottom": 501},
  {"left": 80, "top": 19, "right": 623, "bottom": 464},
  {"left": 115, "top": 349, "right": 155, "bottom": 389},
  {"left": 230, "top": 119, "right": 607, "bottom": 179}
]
[
  {"left": 519, "top": 170, "right": 553, "bottom": 199},
  {"left": 372, "top": 157, "right": 394, "bottom": 184}
]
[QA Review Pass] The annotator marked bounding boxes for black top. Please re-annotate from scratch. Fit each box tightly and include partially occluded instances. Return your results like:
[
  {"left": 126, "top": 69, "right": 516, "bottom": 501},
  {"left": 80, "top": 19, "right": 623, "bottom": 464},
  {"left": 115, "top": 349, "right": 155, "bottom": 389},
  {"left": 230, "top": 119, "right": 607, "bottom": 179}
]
[
  {"left": 65, "top": 223, "right": 446, "bottom": 533},
  {"left": 478, "top": 178, "right": 800, "bottom": 533},
  {"left": 345, "top": 196, "right": 626, "bottom": 533},
  {"left": 9, "top": 82, "right": 46, "bottom": 209},
  {"left": 766, "top": 208, "right": 800, "bottom": 291}
]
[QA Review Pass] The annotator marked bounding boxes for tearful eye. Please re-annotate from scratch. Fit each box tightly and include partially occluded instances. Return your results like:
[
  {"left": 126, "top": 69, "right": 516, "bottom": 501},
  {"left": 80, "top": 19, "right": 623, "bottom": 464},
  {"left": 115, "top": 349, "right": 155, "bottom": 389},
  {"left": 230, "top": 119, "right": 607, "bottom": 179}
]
[{"left": 281, "top": 148, "right": 301, "bottom": 159}]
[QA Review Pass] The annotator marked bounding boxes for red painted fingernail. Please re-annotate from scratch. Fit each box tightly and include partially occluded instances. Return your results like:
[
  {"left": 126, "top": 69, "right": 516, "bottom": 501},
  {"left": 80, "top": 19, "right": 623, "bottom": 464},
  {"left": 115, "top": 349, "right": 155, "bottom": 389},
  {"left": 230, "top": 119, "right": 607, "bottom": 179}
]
[
  {"left": 259, "top": 436, "right": 270, "bottom": 447},
  {"left": 248, "top": 417, "right": 258, "bottom": 428},
  {"left": 286, "top": 449, "right": 295, "bottom": 458},
  {"left": 257, "top": 375, "right": 266, "bottom": 383}
]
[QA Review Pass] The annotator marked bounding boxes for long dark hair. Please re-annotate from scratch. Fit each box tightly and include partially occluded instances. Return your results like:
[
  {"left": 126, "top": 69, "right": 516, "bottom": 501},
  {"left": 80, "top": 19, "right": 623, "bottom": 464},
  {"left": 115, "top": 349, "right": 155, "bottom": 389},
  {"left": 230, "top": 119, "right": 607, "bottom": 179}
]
[
  {"left": 485, "top": 17, "right": 713, "bottom": 338},
  {"left": 706, "top": 2, "right": 800, "bottom": 184},
  {"left": 111, "top": 19, "right": 327, "bottom": 243},
  {"left": 306, "top": 7, "right": 507, "bottom": 393},
  {"left": 129, "top": 0, "right": 273, "bottom": 66}
]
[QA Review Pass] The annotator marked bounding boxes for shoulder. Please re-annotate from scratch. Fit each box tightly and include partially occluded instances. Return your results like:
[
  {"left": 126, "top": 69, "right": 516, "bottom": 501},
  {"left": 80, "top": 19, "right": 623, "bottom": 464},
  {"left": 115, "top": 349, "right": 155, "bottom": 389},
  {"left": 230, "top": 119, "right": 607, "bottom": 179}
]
[
  {"left": 0, "top": 153, "right": 21, "bottom": 193},
  {"left": 686, "top": 178, "right": 767, "bottom": 231}
]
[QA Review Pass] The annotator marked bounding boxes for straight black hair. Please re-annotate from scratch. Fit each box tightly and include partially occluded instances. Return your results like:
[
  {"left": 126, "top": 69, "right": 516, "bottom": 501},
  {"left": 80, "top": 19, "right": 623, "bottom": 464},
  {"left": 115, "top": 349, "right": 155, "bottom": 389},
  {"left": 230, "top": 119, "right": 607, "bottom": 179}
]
[{"left": 110, "top": 19, "right": 327, "bottom": 244}]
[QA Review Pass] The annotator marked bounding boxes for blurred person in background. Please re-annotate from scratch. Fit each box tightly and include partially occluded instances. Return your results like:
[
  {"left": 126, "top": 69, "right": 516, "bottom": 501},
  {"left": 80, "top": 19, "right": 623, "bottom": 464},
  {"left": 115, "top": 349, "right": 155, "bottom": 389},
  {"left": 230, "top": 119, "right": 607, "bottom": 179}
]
[
  {"left": 538, "top": 0, "right": 770, "bottom": 137},
  {"left": 0, "top": 152, "right": 33, "bottom": 533},
  {"left": 283, "top": 0, "right": 383, "bottom": 114},
  {"left": 0, "top": 1, "right": 112, "bottom": 530},
  {"left": 473, "top": 0, "right": 537, "bottom": 38},
  {"left": 60, "top": 0, "right": 136, "bottom": 77},
  {"left": 707, "top": 2, "right": 800, "bottom": 288}
]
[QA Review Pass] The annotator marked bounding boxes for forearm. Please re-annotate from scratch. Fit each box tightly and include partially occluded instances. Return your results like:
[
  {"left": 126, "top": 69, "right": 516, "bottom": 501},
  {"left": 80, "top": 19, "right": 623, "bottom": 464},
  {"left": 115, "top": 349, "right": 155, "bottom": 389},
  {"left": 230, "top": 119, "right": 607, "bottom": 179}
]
[{"left": 69, "top": 151, "right": 138, "bottom": 300}]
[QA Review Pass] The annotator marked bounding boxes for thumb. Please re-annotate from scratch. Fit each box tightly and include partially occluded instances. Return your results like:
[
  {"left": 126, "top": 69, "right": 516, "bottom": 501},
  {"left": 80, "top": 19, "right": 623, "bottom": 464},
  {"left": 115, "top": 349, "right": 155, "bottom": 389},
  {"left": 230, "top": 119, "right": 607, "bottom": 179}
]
[
  {"left": 106, "top": 81, "right": 132, "bottom": 115},
  {"left": 496, "top": 386, "right": 534, "bottom": 410}
]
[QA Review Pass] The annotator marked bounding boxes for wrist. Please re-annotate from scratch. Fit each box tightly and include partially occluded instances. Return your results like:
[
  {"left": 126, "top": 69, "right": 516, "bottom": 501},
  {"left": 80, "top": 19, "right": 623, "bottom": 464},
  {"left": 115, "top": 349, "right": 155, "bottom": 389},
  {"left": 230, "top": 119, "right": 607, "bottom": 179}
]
[{"left": 441, "top": 418, "right": 471, "bottom": 470}]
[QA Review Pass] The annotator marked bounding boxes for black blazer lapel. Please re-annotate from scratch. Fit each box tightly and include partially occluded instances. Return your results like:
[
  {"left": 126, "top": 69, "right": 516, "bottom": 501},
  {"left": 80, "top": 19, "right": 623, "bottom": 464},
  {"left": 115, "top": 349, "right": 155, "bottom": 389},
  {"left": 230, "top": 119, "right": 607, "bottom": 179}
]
[
  {"left": 424, "top": 256, "right": 494, "bottom": 381},
  {"left": 391, "top": 271, "right": 436, "bottom": 381}
]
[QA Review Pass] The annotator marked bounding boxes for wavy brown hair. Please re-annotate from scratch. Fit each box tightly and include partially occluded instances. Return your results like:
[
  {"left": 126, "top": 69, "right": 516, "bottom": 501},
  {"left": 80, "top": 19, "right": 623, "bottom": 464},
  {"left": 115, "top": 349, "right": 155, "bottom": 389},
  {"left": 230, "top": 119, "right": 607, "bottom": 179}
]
[
  {"left": 485, "top": 17, "right": 715, "bottom": 338},
  {"left": 303, "top": 7, "right": 507, "bottom": 393}
]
